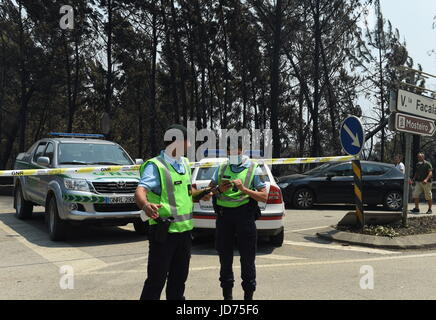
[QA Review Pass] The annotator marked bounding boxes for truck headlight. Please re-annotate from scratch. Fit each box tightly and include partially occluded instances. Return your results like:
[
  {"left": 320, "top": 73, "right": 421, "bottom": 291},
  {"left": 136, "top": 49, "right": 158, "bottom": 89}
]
[{"left": 64, "top": 178, "right": 90, "bottom": 192}]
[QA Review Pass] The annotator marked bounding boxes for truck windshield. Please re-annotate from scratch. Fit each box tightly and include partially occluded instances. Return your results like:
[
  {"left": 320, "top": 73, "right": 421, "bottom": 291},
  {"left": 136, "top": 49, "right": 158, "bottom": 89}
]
[{"left": 58, "top": 143, "right": 133, "bottom": 165}]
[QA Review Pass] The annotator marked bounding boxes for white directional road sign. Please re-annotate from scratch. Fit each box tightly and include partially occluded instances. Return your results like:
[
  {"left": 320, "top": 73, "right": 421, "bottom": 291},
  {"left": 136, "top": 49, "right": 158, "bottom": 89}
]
[
  {"left": 396, "top": 89, "right": 436, "bottom": 121},
  {"left": 394, "top": 112, "right": 436, "bottom": 137}
]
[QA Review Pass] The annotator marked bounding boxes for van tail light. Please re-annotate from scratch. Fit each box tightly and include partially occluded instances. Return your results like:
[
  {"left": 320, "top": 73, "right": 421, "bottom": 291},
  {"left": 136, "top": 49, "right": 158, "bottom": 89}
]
[
  {"left": 267, "top": 185, "right": 283, "bottom": 204},
  {"left": 192, "top": 184, "right": 199, "bottom": 203}
]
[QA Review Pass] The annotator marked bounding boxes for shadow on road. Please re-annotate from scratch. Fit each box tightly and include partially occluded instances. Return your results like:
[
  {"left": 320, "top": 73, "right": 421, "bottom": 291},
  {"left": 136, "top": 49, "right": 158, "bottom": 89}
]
[
  {"left": 302, "top": 235, "right": 334, "bottom": 244},
  {"left": 0, "top": 210, "right": 148, "bottom": 248},
  {"left": 191, "top": 232, "right": 277, "bottom": 257},
  {"left": 1, "top": 210, "right": 279, "bottom": 255},
  {"left": 1, "top": 194, "right": 282, "bottom": 253}
]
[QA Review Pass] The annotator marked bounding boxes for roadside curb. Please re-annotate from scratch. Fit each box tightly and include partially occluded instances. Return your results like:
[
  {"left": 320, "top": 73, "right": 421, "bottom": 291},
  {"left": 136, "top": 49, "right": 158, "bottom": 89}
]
[{"left": 316, "top": 226, "right": 436, "bottom": 250}]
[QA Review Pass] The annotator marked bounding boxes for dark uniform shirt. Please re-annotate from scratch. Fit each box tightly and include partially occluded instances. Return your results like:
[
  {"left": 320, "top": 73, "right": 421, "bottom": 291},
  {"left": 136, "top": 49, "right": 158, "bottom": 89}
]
[{"left": 415, "top": 160, "right": 433, "bottom": 182}]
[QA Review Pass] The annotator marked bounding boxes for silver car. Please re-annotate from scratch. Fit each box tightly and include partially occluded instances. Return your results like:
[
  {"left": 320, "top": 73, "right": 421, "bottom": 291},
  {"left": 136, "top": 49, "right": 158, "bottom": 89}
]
[{"left": 13, "top": 133, "right": 145, "bottom": 241}]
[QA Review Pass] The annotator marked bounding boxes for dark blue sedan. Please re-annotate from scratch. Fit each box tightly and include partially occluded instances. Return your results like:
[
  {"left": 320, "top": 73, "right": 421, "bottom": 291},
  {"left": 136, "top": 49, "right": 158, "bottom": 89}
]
[{"left": 277, "top": 161, "right": 404, "bottom": 210}]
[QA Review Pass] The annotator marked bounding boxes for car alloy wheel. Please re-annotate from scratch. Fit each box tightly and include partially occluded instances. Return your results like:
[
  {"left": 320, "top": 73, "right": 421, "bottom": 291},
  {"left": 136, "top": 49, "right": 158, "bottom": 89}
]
[
  {"left": 295, "top": 189, "right": 314, "bottom": 209},
  {"left": 385, "top": 191, "right": 402, "bottom": 210}
]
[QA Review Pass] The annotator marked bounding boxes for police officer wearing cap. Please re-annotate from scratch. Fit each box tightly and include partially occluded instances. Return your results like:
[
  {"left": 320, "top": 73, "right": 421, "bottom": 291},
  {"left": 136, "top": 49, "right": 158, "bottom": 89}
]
[
  {"left": 135, "top": 124, "right": 212, "bottom": 300},
  {"left": 208, "top": 139, "right": 268, "bottom": 300}
]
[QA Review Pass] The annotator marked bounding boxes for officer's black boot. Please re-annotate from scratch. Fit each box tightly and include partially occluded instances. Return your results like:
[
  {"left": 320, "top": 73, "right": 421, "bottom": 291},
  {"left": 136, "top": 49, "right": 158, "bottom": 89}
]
[
  {"left": 244, "top": 291, "right": 254, "bottom": 301},
  {"left": 223, "top": 288, "right": 233, "bottom": 300}
]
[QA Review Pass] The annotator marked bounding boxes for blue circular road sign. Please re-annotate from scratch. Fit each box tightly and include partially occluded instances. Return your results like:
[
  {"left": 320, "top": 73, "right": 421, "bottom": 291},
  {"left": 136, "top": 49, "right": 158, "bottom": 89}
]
[{"left": 340, "top": 116, "right": 365, "bottom": 156}]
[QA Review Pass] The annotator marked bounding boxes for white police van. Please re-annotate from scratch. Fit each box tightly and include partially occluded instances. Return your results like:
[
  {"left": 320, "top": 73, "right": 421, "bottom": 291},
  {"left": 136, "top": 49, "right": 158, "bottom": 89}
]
[{"left": 191, "top": 150, "right": 285, "bottom": 246}]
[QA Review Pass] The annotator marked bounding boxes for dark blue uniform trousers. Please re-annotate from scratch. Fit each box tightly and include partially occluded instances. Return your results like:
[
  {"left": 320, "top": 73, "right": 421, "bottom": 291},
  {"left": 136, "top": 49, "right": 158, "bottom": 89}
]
[
  {"left": 215, "top": 204, "right": 257, "bottom": 293},
  {"left": 140, "top": 229, "right": 192, "bottom": 300}
]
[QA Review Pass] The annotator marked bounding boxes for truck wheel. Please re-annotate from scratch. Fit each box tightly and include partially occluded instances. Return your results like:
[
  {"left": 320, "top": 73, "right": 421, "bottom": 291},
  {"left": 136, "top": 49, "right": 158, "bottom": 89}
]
[
  {"left": 15, "top": 185, "right": 33, "bottom": 220},
  {"left": 133, "top": 220, "right": 149, "bottom": 235},
  {"left": 47, "top": 196, "right": 67, "bottom": 241},
  {"left": 270, "top": 228, "right": 284, "bottom": 247}
]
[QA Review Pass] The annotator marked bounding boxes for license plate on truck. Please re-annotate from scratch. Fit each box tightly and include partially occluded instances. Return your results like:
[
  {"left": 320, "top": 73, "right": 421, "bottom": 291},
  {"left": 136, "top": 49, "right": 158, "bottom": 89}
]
[{"left": 107, "top": 196, "right": 136, "bottom": 204}]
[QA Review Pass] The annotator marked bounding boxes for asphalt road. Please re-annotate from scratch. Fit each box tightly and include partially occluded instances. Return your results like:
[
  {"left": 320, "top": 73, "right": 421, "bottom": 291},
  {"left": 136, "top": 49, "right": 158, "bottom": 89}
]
[{"left": 1, "top": 195, "right": 436, "bottom": 300}]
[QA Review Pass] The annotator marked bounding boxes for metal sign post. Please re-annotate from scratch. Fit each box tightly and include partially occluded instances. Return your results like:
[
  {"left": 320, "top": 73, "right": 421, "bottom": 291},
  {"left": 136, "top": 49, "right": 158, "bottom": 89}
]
[
  {"left": 340, "top": 116, "right": 366, "bottom": 229},
  {"left": 402, "top": 133, "right": 412, "bottom": 227},
  {"left": 352, "top": 158, "right": 365, "bottom": 229}
]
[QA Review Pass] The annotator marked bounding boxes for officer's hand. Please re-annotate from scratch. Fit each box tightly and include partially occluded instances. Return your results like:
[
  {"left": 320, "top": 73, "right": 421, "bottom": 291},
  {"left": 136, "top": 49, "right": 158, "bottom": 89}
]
[
  {"left": 218, "top": 180, "right": 233, "bottom": 193},
  {"left": 201, "top": 191, "right": 214, "bottom": 201},
  {"left": 232, "top": 179, "right": 245, "bottom": 191},
  {"left": 143, "top": 203, "right": 162, "bottom": 219},
  {"left": 423, "top": 179, "right": 428, "bottom": 184}
]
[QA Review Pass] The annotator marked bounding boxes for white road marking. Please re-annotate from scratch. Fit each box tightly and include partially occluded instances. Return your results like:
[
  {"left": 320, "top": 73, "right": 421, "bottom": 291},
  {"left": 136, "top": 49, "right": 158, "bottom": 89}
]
[
  {"left": 257, "top": 254, "right": 306, "bottom": 261},
  {"left": 75, "top": 251, "right": 436, "bottom": 276},
  {"left": 76, "top": 269, "right": 145, "bottom": 275},
  {"left": 283, "top": 240, "right": 399, "bottom": 255},
  {"left": 0, "top": 219, "right": 107, "bottom": 272},
  {"left": 253, "top": 251, "right": 436, "bottom": 269},
  {"left": 82, "top": 256, "right": 146, "bottom": 273},
  {"left": 285, "top": 226, "right": 330, "bottom": 233}
]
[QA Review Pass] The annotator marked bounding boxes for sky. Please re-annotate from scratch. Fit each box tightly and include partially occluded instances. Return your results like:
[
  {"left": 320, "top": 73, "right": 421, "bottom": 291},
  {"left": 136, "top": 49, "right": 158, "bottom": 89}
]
[
  {"left": 357, "top": 0, "right": 436, "bottom": 137},
  {"left": 380, "top": 0, "right": 436, "bottom": 90}
]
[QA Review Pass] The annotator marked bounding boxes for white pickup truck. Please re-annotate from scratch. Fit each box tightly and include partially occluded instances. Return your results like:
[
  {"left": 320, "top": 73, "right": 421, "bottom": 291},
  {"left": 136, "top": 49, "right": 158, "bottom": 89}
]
[{"left": 13, "top": 133, "right": 145, "bottom": 241}]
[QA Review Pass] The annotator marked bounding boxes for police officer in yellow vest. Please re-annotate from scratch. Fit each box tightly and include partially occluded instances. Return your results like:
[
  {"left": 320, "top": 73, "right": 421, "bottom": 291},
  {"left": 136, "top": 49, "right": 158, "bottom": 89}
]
[
  {"left": 135, "top": 124, "right": 212, "bottom": 300},
  {"left": 208, "top": 138, "right": 268, "bottom": 300}
]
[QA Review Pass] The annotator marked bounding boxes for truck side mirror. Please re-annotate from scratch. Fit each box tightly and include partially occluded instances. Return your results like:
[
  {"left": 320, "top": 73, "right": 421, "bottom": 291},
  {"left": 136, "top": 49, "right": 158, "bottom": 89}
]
[
  {"left": 37, "top": 156, "right": 50, "bottom": 167},
  {"left": 135, "top": 159, "right": 144, "bottom": 165}
]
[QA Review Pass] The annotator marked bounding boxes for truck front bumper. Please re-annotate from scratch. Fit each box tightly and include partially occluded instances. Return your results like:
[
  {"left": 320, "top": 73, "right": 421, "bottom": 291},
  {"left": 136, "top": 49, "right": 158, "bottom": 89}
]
[
  {"left": 62, "top": 209, "right": 142, "bottom": 221},
  {"left": 60, "top": 192, "right": 141, "bottom": 221}
]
